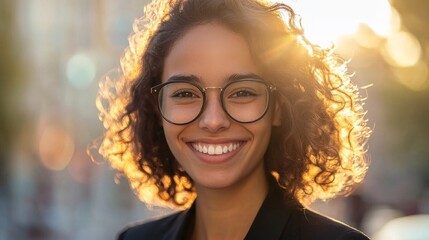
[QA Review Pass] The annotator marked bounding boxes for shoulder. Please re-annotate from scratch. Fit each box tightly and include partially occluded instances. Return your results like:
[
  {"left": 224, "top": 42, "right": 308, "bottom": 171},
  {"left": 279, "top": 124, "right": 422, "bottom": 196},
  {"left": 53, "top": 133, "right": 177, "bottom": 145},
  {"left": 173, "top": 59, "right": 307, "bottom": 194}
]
[
  {"left": 117, "top": 211, "right": 183, "bottom": 240},
  {"left": 292, "top": 208, "right": 370, "bottom": 240}
]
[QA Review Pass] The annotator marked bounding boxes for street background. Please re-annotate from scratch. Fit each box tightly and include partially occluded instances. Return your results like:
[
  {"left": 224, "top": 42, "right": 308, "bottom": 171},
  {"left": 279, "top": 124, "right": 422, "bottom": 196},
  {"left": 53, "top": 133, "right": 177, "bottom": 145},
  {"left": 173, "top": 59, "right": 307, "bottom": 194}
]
[{"left": 1, "top": 0, "right": 428, "bottom": 239}]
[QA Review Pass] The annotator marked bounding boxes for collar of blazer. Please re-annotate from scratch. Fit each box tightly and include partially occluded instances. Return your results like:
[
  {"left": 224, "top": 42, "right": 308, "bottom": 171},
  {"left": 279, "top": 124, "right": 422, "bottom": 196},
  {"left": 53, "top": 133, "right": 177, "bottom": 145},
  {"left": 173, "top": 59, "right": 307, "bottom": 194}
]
[{"left": 162, "top": 175, "right": 297, "bottom": 240}]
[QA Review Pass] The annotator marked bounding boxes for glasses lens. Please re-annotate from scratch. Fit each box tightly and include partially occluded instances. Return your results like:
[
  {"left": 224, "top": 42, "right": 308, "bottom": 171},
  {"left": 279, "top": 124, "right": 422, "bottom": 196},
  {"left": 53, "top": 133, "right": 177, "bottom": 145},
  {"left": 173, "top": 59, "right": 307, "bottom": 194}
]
[
  {"left": 157, "top": 82, "right": 203, "bottom": 124},
  {"left": 223, "top": 80, "right": 270, "bottom": 123}
]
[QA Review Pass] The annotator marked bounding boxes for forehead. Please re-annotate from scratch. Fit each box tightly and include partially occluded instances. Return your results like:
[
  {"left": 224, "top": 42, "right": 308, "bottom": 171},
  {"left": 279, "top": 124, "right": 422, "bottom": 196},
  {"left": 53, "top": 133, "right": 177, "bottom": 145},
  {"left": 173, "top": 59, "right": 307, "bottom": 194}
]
[{"left": 162, "top": 23, "right": 261, "bottom": 85}]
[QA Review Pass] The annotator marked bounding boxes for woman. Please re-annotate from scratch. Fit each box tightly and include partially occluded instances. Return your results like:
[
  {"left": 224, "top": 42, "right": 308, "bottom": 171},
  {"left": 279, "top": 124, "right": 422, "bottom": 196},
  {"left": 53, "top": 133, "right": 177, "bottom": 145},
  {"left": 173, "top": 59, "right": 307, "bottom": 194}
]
[{"left": 96, "top": 0, "right": 371, "bottom": 239}]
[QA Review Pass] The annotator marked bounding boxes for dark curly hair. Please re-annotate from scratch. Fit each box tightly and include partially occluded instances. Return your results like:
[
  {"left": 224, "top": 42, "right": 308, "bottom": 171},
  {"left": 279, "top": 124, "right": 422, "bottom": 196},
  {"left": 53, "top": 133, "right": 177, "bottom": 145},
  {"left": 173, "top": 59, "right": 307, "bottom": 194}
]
[{"left": 95, "top": 0, "right": 370, "bottom": 209}]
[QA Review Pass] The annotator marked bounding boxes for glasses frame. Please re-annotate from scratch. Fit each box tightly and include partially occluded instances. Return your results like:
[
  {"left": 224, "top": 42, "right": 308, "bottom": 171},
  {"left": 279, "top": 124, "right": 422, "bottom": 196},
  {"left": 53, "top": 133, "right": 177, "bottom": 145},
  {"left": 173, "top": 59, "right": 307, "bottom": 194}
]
[{"left": 150, "top": 78, "right": 277, "bottom": 125}]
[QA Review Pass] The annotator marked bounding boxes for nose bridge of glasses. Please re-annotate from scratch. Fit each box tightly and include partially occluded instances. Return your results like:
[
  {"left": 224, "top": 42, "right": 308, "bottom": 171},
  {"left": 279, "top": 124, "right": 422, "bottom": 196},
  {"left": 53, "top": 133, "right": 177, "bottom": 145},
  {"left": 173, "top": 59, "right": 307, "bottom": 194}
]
[
  {"left": 202, "top": 86, "right": 224, "bottom": 103},
  {"left": 201, "top": 86, "right": 229, "bottom": 118},
  {"left": 203, "top": 86, "right": 223, "bottom": 92}
]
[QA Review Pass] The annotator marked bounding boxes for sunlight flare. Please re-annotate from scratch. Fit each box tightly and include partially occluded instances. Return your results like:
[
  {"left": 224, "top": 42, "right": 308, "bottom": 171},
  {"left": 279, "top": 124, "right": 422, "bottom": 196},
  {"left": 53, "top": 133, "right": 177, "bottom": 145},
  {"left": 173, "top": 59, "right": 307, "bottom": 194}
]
[{"left": 277, "top": 0, "right": 395, "bottom": 47}]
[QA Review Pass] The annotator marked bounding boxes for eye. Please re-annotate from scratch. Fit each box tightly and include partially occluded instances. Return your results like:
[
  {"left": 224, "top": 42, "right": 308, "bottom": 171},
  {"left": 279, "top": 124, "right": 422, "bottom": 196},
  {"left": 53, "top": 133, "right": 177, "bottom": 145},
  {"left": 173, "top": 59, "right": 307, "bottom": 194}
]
[
  {"left": 229, "top": 90, "right": 257, "bottom": 98},
  {"left": 171, "top": 89, "right": 200, "bottom": 98}
]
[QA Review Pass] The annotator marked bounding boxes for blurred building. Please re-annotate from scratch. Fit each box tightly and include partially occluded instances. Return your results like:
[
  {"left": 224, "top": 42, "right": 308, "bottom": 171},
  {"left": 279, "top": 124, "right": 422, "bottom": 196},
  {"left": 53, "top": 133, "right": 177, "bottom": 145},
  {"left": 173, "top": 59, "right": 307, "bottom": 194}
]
[{"left": 1, "top": 0, "right": 173, "bottom": 239}]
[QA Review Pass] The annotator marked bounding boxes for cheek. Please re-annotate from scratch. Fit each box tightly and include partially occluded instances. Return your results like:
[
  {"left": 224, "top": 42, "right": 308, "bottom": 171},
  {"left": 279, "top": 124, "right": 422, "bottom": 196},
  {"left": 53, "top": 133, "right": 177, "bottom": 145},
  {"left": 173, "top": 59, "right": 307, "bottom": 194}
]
[
  {"left": 257, "top": 124, "right": 273, "bottom": 146},
  {"left": 162, "top": 125, "right": 176, "bottom": 147},
  {"left": 162, "top": 123, "right": 184, "bottom": 155},
  {"left": 254, "top": 115, "right": 275, "bottom": 146},
  {"left": 245, "top": 116, "right": 272, "bottom": 144}
]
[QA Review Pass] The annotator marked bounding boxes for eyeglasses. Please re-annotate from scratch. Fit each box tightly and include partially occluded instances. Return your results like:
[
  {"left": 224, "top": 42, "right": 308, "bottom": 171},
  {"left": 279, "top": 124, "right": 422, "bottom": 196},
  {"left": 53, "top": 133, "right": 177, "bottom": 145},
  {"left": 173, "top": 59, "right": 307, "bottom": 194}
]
[{"left": 150, "top": 79, "right": 276, "bottom": 125}]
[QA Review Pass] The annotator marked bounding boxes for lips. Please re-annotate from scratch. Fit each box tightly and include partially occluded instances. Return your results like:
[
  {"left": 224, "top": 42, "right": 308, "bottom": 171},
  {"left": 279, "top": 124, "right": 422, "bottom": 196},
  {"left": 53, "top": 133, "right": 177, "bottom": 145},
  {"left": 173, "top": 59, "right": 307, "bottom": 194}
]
[{"left": 191, "top": 142, "right": 242, "bottom": 155}]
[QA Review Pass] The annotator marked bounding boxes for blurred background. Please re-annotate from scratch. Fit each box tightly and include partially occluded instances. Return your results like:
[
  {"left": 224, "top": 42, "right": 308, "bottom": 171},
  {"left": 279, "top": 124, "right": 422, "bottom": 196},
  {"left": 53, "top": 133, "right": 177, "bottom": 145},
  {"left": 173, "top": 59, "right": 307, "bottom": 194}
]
[{"left": 1, "top": 0, "right": 428, "bottom": 239}]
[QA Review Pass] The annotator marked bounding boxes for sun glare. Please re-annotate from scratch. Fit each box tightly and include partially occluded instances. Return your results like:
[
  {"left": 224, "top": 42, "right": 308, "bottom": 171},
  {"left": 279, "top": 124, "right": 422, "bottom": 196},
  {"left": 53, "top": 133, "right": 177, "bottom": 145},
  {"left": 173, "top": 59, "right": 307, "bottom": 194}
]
[
  {"left": 276, "top": 0, "right": 426, "bottom": 90},
  {"left": 277, "top": 0, "right": 394, "bottom": 47}
]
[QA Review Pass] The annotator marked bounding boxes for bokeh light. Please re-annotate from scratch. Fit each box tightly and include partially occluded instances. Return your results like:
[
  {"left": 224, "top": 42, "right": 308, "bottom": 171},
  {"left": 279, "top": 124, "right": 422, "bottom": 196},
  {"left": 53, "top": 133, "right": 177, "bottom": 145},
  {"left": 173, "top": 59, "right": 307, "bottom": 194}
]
[
  {"left": 383, "top": 31, "right": 422, "bottom": 67},
  {"left": 354, "top": 25, "right": 383, "bottom": 49},
  {"left": 39, "top": 125, "right": 75, "bottom": 171},
  {"left": 68, "top": 150, "right": 95, "bottom": 184},
  {"left": 390, "top": 61, "right": 429, "bottom": 91},
  {"left": 66, "top": 52, "right": 97, "bottom": 89},
  {"left": 277, "top": 0, "right": 427, "bottom": 91}
]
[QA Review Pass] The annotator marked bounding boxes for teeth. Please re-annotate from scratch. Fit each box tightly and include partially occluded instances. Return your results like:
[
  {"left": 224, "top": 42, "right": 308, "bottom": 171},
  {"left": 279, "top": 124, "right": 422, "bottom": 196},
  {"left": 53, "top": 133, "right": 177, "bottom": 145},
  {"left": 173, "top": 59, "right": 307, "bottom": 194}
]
[
  {"left": 192, "top": 143, "right": 241, "bottom": 155},
  {"left": 215, "top": 146, "right": 222, "bottom": 154},
  {"left": 208, "top": 146, "right": 215, "bottom": 155}
]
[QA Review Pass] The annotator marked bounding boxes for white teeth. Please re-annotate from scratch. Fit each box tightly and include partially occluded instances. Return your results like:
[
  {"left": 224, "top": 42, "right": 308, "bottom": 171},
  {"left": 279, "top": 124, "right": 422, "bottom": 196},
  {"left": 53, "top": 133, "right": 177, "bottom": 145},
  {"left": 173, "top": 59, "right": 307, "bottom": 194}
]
[
  {"left": 215, "top": 146, "right": 222, "bottom": 154},
  {"left": 192, "top": 142, "right": 241, "bottom": 155},
  {"left": 208, "top": 146, "right": 215, "bottom": 155}
]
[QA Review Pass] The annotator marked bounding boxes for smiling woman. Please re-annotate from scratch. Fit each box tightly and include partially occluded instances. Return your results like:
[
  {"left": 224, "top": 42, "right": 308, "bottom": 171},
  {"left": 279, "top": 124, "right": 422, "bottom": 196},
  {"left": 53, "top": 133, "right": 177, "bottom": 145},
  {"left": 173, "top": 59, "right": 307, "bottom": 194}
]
[{"left": 94, "top": 0, "right": 371, "bottom": 239}]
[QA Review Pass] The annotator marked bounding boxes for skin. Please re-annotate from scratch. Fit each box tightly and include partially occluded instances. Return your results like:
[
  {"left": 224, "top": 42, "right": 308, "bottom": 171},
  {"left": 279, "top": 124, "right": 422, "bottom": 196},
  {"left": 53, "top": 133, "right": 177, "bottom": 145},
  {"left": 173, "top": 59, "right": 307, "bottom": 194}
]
[{"left": 162, "top": 23, "right": 282, "bottom": 240}]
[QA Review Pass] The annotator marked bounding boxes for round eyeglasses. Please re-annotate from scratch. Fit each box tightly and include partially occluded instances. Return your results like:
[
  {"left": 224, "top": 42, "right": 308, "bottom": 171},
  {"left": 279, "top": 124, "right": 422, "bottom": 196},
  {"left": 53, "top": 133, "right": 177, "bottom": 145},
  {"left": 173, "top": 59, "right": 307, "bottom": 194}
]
[{"left": 150, "top": 79, "right": 276, "bottom": 125}]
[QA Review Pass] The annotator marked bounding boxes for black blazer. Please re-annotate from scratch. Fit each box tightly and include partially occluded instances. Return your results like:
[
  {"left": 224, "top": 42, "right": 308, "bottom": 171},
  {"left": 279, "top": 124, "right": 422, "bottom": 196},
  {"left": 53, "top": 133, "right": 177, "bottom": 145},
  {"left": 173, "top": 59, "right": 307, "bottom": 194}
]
[{"left": 118, "top": 180, "right": 370, "bottom": 240}]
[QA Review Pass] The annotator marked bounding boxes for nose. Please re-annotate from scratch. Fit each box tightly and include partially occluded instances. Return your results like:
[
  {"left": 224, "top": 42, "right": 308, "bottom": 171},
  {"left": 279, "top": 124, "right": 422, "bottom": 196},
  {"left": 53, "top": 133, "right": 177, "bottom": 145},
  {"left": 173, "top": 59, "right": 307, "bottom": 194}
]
[{"left": 198, "top": 91, "right": 231, "bottom": 132}]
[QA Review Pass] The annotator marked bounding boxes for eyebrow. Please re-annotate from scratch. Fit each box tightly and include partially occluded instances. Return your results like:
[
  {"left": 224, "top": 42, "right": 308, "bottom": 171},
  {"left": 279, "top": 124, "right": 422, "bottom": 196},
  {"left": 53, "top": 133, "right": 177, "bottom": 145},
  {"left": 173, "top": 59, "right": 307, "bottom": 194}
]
[
  {"left": 165, "top": 74, "right": 200, "bottom": 83},
  {"left": 165, "top": 73, "right": 264, "bottom": 84},
  {"left": 228, "top": 73, "right": 264, "bottom": 81}
]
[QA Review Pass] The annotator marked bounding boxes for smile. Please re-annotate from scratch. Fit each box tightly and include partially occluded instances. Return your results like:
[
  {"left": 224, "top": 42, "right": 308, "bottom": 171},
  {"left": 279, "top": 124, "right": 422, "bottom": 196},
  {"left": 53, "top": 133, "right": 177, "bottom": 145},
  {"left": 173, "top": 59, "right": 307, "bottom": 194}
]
[{"left": 191, "top": 142, "right": 242, "bottom": 155}]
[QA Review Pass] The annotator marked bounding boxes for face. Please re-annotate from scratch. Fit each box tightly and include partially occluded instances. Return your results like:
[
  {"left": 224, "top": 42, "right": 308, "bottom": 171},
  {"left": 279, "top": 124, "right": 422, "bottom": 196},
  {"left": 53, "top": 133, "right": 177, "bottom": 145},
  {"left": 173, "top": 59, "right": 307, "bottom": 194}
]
[{"left": 161, "top": 23, "right": 281, "bottom": 190}]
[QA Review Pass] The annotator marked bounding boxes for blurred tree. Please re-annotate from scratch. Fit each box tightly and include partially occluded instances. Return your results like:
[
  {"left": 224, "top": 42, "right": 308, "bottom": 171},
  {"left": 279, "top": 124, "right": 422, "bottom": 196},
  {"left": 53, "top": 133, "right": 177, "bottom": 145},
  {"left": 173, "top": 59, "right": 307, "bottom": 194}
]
[
  {"left": 391, "top": 0, "right": 429, "bottom": 42},
  {"left": 379, "top": 0, "right": 429, "bottom": 182},
  {"left": 0, "top": 1, "right": 24, "bottom": 192}
]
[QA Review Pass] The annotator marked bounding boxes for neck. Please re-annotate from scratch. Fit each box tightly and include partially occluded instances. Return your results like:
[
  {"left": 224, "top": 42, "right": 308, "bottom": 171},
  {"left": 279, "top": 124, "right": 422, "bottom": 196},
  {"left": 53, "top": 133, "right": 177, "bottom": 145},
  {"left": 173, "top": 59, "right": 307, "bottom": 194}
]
[{"left": 192, "top": 170, "right": 269, "bottom": 240}]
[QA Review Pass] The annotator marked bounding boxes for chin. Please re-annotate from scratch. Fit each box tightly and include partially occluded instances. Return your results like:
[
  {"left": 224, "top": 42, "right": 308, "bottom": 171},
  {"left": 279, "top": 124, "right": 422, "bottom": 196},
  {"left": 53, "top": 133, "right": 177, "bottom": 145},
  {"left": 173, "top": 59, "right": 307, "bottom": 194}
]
[{"left": 192, "top": 172, "right": 239, "bottom": 190}]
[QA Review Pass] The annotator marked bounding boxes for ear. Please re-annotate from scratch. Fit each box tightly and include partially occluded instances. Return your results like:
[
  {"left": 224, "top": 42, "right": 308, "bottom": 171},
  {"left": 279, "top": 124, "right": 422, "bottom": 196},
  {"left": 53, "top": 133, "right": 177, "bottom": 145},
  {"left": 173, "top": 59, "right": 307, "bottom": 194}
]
[{"left": 271, "top": 100, "right": 282, "bottom": 127}]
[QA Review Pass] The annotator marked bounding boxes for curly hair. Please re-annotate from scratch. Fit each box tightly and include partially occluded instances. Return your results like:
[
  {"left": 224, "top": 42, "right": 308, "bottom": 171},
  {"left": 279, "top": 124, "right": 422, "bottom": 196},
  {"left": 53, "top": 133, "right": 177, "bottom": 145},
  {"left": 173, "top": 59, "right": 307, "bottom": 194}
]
[{"left": 95, "top": 0, "right": 371, "bottom": 209}]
